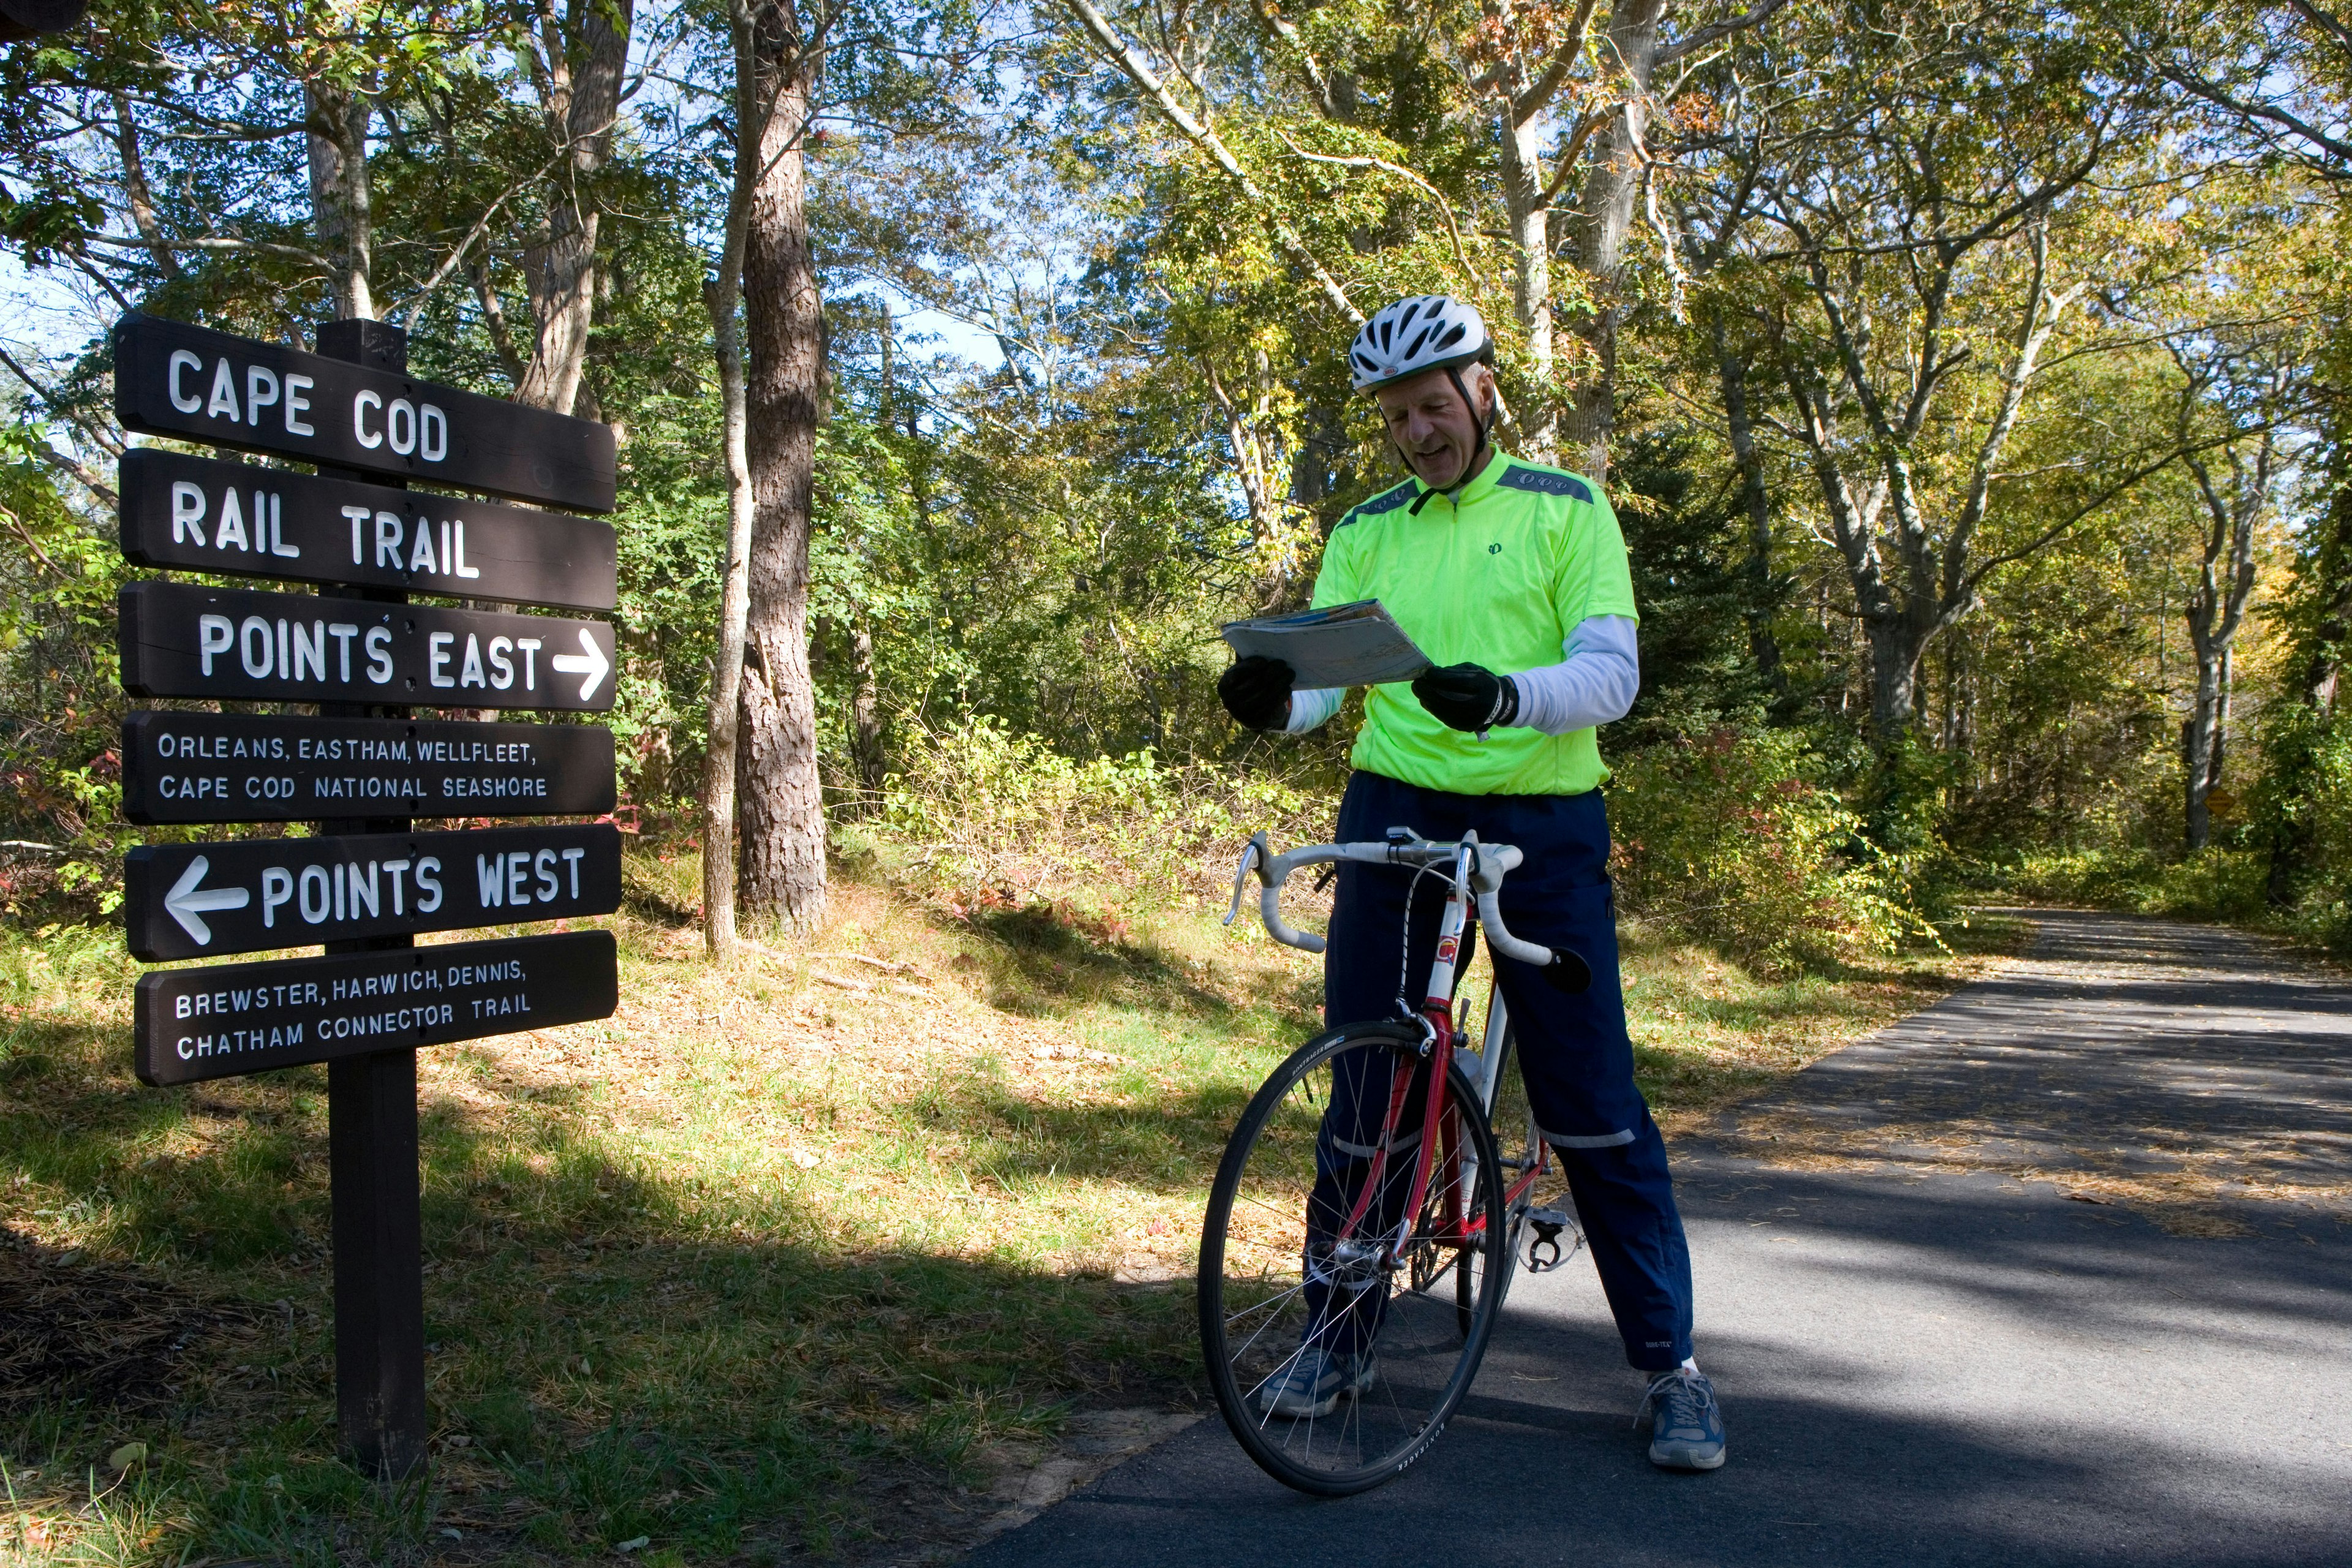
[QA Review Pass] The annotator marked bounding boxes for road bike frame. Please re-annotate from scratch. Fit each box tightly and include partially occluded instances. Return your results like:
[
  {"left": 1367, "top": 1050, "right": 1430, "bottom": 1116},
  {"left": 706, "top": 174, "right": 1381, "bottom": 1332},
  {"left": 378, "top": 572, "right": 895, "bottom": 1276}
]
[{"left": 1226, "top": 827, "right": 1562, "bottom": 1284}]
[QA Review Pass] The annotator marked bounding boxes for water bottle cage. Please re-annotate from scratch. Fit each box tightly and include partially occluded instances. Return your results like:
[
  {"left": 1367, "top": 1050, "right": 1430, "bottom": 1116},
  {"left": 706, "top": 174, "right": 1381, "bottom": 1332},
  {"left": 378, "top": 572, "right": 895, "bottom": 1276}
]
[{"left": 1525, "top": 1207, "right": 1581, "bottom": 1273}]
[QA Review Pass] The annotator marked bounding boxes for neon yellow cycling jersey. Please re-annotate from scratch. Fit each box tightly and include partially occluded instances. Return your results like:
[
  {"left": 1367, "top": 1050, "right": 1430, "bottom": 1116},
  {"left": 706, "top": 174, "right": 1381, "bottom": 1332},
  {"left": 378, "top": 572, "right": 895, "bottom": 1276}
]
[{"left": 1310, "top": 454, "right": 1638, "bottom": 797}]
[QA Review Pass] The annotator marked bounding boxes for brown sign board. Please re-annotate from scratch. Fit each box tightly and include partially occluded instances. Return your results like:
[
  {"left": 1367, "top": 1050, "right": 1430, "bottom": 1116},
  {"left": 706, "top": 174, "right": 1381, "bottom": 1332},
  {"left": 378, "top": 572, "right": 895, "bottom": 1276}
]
[
  {"left": 113, "top": 314, "right": 616, "bottom": 513},
  {"left": 134, "top": 930, "right": 618, "bottom": 1086},
  {"left": 123, "top": 822, "right": 624, "bottom": 962},
  {"left": 120, "top": 711, "right": 617, "bottom": 824},
  {"left": 119, "top": 582, "right": 617, "bottom": 712},
  {"left": 119, "top": 448, "right": 617, "bottom": 611}
]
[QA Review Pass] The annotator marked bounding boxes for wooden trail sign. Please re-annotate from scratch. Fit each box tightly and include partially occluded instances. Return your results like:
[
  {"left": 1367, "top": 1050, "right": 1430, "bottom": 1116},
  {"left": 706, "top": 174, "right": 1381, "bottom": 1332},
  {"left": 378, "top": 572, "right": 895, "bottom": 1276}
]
[
  {"left": 123, "top": 822, "right": 623, "bottom": 962},
  {"left": 121, "top": 711, "right": 617, "bottom": 824},
  {"left": 119, "top": 448, "right": 617, "bottom": 611},
  {"left": 119, "top": 582, "right": 618, "bottom": 711},
  {"left": 134, "top": 930, "right": 618, "bottom": 1087},
  {"left": 113, "top": 314, "right": 617, "bottom": 513},
  {"left": 112, "top": 311, "right": 625, "bottom": 1481}
]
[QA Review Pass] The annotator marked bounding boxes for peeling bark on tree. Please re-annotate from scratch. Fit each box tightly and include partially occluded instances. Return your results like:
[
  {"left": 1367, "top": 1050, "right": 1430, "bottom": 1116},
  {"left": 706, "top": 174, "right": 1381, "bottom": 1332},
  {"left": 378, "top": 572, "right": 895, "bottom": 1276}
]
[
  {"left": 519, "top": 0, "right": 635, "bottom": 418},
  {"left": 2182, "top": 438, "right": 2267, "bottom": 850},
  {"left": 304, "top": 82, "right": 375, "bottom": 320},
  {"left": 1559, "top": 0, "right": 1668, "bottom": 481}
]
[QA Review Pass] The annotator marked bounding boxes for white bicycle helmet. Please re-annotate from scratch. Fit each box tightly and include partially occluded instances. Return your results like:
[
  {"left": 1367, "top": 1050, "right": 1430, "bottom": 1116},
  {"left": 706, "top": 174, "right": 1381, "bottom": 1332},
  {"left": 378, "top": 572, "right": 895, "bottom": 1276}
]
[{"left": 1348, "top": 295, "right": 1493, "bottom": 392}]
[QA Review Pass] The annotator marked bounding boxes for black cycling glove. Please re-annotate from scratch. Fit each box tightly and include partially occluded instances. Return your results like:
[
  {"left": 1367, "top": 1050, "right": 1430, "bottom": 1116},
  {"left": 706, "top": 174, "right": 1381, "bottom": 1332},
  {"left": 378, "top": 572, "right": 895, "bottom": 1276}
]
[
  {"left": 1413, "top": 662, "right": 1519, "bottom": 732},
  {"left": 1219, "top": 655, "right": 1296, "bottom": 731}
]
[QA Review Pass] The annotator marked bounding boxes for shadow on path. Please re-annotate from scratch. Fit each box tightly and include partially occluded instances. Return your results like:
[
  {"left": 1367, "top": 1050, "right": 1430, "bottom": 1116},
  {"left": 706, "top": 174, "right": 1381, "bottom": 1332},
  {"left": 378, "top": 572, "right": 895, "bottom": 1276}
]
[{"left": 963, "top": 909, "right": 2352, "bottom": 1567}]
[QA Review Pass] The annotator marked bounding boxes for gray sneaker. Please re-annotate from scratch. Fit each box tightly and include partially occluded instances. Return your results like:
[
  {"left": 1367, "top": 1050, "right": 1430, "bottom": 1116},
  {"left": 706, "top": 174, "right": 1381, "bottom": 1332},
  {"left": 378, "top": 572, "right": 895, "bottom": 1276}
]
[
  {"left": 1641, "top": 1368, "right": 1726, "bottom": 1470},
  {"left": 1259, "top": 1346, "right": 1378, "bottom": 1419}
]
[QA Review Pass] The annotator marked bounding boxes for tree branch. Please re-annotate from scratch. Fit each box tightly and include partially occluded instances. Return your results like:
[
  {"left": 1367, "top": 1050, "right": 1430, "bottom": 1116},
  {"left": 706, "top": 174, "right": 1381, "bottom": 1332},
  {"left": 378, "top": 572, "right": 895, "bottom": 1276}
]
[{"left": 1060, "top": 0, "right": 1362, "bottom": 323}]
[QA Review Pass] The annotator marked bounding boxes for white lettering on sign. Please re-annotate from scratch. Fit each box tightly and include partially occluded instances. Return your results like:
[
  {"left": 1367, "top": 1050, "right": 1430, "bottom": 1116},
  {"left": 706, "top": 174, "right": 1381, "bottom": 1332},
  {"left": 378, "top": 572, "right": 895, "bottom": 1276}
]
[
  {"left": 162, "top": 353, "right": 320, "bottom": 438},
  {"left": 177, "top": 848, "right": 475, "bottom": 945},
  {"left": 198, "top": 615, "right": 233, "bottom": 676},
  {"left": 349, "top": 388, "right": 447, "bottom": 463},
  {"left": 246, "top": 366, "right": 279, "bottom": 427},
  {"left": 174, "top": 482, "right": 206, "bottom": 545},
  {"left": 156, "top": 479, "right": 296, "bottom": 561},
  {"left": 169, "top": 350, "right": 203, "bottom": 412}
]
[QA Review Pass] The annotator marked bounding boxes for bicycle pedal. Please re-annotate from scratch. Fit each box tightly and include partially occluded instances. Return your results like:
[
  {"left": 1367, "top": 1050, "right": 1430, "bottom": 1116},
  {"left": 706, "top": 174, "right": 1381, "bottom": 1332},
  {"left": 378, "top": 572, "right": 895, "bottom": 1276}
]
[{"left": 1524, "top": 1207, "right": 1581, "bottom": 1273}]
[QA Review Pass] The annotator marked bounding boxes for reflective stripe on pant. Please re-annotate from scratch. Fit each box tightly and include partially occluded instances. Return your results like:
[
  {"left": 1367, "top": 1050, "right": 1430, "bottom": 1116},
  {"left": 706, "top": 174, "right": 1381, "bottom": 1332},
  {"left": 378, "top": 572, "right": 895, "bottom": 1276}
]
[{"left": 1302, "top": 769, "right": 1696, "bottom": 1371}]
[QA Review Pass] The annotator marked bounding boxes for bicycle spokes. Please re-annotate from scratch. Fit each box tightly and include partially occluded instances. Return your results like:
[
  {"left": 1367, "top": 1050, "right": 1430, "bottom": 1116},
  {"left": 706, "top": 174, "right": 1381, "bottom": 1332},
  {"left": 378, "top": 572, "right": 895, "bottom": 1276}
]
[{"left": 1199, "top": 1028, "right": 1509, "bottom": 1494}]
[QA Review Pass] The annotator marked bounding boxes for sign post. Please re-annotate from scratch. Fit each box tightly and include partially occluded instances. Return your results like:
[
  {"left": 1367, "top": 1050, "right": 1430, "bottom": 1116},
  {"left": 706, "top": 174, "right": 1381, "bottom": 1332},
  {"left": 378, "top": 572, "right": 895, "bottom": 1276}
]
[
  {"left": 315, "top": 317, "right": 428, "bottom": 1480},
  {"left": 111, "top": 312, "right": 624, "bottom": 1481}
]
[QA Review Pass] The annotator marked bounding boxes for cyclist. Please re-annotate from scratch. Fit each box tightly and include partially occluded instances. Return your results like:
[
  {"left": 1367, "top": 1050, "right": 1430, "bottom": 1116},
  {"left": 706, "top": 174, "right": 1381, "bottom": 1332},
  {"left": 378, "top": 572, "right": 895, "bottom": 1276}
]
[{"left": 1216, "top": 295, "right": 1725, "bottom": 1472}]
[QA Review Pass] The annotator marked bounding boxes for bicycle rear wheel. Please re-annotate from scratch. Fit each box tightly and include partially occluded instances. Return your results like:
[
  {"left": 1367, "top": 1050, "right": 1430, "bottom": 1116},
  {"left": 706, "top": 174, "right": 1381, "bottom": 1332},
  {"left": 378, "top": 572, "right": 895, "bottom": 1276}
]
[{"left": 1197, "top": 1022, "right": 1508, "bottom": 1496}]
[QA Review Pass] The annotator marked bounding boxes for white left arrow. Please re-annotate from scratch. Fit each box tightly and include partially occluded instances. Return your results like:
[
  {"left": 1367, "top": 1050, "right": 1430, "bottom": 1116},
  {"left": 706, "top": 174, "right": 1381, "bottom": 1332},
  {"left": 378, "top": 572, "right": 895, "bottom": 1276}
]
[
  {"left": 164, "top": 855, "right": 250, "bottom": 945},
  {"left": 549, "top": 628, "right": 611, "bottom": 701}
]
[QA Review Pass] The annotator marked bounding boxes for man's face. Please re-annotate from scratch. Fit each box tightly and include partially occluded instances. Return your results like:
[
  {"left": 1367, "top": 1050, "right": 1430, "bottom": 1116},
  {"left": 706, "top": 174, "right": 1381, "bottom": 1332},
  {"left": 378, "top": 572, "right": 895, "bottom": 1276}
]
[{"left": 1374, "top": 364, "right": 1492, "bottom": 491}]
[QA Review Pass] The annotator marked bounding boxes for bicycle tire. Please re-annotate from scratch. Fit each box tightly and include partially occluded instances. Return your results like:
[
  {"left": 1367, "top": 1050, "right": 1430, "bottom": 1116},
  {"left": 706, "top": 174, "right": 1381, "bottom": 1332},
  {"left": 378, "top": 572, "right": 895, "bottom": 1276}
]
[{"left": 1197, "top": 1021, "right": 1509, "bottom": 1496}]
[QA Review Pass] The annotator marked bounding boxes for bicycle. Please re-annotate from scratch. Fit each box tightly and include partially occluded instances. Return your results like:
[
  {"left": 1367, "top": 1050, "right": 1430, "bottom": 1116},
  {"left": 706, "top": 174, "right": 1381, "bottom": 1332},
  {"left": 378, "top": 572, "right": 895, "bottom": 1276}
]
[{"left": 1197, "top": 826, "right": 1594, "bottom": 1496}]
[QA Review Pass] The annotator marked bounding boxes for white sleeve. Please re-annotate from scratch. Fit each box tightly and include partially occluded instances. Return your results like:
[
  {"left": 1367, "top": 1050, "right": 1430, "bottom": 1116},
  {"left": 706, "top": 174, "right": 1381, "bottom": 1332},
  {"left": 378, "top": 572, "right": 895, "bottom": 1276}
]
[
  {"left": 1507, "top": 615, "right": 1640, "bottom": 736},
  {"left": 1283, "top": 686, "right": 1344, "bottom": 734}
]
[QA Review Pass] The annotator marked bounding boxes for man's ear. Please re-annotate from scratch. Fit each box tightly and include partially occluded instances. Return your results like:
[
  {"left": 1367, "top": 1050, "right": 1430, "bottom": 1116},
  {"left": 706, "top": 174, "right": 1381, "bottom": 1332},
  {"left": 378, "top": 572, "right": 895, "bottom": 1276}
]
[{"left": 1473, "top": 364, "right": 1499, "bottom": 423}]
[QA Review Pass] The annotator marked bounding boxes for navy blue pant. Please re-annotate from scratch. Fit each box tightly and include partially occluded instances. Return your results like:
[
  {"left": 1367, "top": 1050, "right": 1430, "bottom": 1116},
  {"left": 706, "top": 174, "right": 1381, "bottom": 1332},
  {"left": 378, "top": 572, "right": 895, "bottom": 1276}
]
[{"left": 1300, "top": 771, "right": 1695, "bottom": 1371}]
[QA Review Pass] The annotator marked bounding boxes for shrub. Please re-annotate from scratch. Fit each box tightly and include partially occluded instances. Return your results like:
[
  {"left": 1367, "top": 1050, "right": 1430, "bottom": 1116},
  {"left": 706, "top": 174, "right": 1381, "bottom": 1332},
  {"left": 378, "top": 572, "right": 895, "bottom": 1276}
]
[
  {"left": 1607, "top": 729, "right": 1924, "bottom": 970},
  {"left": 2002, "top": 846, "right": 2268, "bottom": 924},
  {"left": 864, "top": 715, "right": 1335, "bottom": 914}
]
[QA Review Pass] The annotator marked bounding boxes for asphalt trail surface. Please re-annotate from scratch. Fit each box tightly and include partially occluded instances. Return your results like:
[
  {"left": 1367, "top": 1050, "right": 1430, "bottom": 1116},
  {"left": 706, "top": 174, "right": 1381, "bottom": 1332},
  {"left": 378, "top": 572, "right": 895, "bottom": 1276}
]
[{"left": 965, "top": 910, "right": 2352, "bottom": 1567}]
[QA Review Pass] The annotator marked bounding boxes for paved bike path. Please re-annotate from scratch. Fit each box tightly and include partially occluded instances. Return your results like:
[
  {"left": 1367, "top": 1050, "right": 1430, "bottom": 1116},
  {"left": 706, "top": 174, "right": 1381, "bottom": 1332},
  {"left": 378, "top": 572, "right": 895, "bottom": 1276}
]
[{"left": 964, "top": 910, "right": 2352, "bottom": 1567}]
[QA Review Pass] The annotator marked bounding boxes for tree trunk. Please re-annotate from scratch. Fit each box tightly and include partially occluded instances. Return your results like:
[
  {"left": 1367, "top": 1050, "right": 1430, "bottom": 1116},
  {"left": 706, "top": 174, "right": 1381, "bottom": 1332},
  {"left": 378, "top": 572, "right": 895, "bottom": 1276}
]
[
  {"left": 304, "top": 82, "right": 374, "bottom": 320},
  {"left": 1711, "top": 321, "right": 1779, "bottom": 682},
  {"left": 2182, "top": 443, "right": 2264, "bottom": 852},
  {"left": 699, "top": 254, "right": 756, "bottom": 957},
  {"left": 1497, "top": 114, "right": 1555, "bottom": 461},
  {"left": 698, "top": 0, "right": 761, "bottom": 960},
  {"left": 849, "top": 619, "right": 884, "bottom": 807},
  {"left": 736, "top": 0, "right": 827, "bottom": 932},
  {"left": 1558, "top": 0, "right": 1667, "bottom": 481},
  {"left": 1864, "top": 614, "right": 1930, "bottom": 746},
  {"left": 2184, "top": 658, "right": 2220, "bottom": 851},
  {"left": 518, "top": 0, "right": 635, "bottom": 417}
]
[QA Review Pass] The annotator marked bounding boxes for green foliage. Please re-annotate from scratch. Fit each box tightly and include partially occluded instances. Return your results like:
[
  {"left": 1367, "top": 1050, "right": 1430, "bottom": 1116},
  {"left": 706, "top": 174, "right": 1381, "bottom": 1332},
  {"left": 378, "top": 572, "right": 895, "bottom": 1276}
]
[
  {"left": 2002, "top": 847, "right": 2269, "bottom": 926},
  {"left": 1608, "top": 729, "right": 1928, "bottom": 971},
  {"left": 868, "top": 714, "right": 1333, "bottom": 914}
]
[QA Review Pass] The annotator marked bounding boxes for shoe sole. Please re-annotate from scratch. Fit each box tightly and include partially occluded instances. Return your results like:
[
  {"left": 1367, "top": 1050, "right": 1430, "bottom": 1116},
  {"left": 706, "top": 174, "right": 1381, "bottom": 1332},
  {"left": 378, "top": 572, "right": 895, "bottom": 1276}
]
[{"left": 1648, "top": 1441, "right": 1726, "bottom": 1471}]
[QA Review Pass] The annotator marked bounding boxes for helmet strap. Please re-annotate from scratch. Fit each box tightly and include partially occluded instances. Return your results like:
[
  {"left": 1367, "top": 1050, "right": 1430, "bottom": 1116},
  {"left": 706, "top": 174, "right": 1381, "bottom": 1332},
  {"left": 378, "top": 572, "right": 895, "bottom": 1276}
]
[{"left": 1405, "top": 367, "right": 1495, "bottom": 516}]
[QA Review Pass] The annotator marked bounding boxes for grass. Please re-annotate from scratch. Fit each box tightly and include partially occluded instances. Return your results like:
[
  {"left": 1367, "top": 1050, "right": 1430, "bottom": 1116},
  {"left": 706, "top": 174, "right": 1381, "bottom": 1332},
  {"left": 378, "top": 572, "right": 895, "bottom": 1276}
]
[{"left": 0, "top": 846, "right": 2027, "bottom": 1565}]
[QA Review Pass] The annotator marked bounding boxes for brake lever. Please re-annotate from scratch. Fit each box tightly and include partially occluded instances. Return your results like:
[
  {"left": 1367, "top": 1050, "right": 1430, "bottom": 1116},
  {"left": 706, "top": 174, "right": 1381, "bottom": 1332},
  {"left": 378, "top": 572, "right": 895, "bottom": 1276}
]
[{"left": 1223, "top": 835, "right": 1265, "bottom": 927}]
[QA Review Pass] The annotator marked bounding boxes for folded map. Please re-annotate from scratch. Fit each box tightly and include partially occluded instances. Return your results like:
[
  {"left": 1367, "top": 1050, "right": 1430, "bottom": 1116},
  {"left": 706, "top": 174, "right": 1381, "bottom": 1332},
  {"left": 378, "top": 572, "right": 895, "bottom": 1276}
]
[{"left": 1218, "top": 600, "right": 1433, "bottom": 688}]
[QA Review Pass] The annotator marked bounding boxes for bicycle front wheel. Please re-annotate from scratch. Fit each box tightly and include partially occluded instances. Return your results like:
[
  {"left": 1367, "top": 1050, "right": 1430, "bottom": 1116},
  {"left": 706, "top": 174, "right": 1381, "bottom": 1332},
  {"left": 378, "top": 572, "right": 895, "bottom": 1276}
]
[{"left": 1197, "top": 1022, "right": 1509, "bottom": 1496}]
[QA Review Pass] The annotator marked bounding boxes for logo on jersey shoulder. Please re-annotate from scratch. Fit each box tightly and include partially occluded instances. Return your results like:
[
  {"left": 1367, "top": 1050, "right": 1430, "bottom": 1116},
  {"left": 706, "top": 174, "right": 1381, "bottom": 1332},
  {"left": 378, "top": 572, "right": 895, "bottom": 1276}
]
[
  {"left": 1335, "top": 481, "right": 1419, "bottom": 527},
  {"left": 1488, "top": 543, "right": 1502, "bottom": 554},
  {"left": 1496, "top": 466, "right": 1594, "bottom": 503}
]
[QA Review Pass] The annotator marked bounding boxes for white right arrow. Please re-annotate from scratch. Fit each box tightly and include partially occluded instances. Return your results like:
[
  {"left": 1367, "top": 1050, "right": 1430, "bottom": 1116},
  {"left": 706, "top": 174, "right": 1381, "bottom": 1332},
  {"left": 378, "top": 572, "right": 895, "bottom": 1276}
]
[
  {"left": 550, "top": 628, "right": 611, "bottom": 701},
  {"left": 164, "top": 855, "right": 251, "bottom": 945}
]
